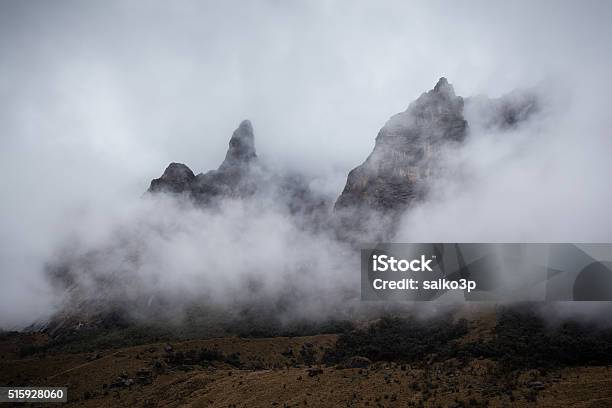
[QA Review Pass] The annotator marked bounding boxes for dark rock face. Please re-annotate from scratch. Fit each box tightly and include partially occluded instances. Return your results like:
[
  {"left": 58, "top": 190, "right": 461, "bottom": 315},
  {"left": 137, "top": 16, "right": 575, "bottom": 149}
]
[
  {"left": 147, "top": 120, "right": 329, "bottom": 224},
  {"left": 147, "top": 120, "right": 259, "bottom": 203},
  {"left": 220, "top": 119, "right": 256, "bottom": 169},
  {"left": 148, "top": 163, "right": 195, "bottom": 194},
  {"left": 333, "top": 78, "right": 468, "bottom": 240},
  {"left": 146, "top": 79, "right": 541, "bottom": 244}
]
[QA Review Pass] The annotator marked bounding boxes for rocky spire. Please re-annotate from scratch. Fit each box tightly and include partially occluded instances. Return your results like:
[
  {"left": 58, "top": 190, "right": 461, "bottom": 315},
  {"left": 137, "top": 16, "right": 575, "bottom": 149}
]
[
  {"left": 333, "top": 78, "right": 468, "bottom": 242},
  {"left": 220, "top": 120, "right": 257, "bottom": 170},
  {"left": 433, "top": 76, "right": 454, "bottom": 95},
  {"left": 148, "top": 162, "right": 195, "bottom": 194},
  {"left": 148, "top": 119, "right": 259, "bottom": 199}
]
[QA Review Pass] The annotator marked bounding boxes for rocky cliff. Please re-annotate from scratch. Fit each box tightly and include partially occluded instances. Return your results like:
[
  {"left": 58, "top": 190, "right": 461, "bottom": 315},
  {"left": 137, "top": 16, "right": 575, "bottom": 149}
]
[
  {"left": 148, "top": 120, "right": 259, "bottom": 203},
  {"left": 335, "top": 77, "right": 467, "bottom": 214},
  {"left": 332, "top": 78, "right": 540, "bottom": 242},
  {"left": 147, "top": 78, "right": 540, "bottom": 243},
  {"left": 332, "top": 78, "right": 466, "bottom": 241},
  {"left": 148, "top": 119, "right": 328, "bottom": 224}
]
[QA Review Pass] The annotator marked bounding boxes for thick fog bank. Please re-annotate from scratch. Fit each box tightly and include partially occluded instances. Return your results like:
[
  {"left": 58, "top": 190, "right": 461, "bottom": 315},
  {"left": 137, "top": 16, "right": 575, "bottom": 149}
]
[{"left": 2, "top": 1, "right": 612, "bottom": 329}]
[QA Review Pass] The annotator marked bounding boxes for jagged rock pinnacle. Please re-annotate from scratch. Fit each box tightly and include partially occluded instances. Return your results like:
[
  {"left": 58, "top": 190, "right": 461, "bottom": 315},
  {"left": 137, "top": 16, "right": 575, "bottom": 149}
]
[
  {"left": 148, "top": 162, "right": 195, "bottom": 194},
  {"left": 220, "top": 119, "right": 257, "bottom": 169},
  {"left": 433, "top": 76, "right": 454, "bottom": 95},
  {"left": 160, "top": 162, "right": 195, "bottom": 181},
  {"left": 333, "top": 77, "right": 468, "bottom": 241},
  {"left": 148, "top": 120, "right": 259, "bottom": 199}
]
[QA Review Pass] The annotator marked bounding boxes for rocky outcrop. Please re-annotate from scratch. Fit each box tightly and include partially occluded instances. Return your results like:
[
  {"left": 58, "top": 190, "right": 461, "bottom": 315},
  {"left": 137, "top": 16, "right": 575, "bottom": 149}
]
[
  {"left": 219, "top": 119, "right": 257, "bottom": 169},
  {"left": 147, "top": 119, "right": 329, "bottom": 224},
  {"left": 333, "top": 78, "right": 468, "bottom": 240},
  {"left": 332, "top": 78, "right": 541, "bottom": 242},
  {"left": 148, "top": 163, "right": 195, "bottom": 194},
  {"left": 147, "top": 79, "right": 541, "bottom": 243},
  {"left": 148, "top": 120, "right": 259, "bottom": 203}
]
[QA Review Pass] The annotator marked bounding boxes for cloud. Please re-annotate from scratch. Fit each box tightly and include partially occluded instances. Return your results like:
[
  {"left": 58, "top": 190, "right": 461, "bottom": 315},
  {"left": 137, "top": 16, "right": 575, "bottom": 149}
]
[
  {"left": 1, "top": 1, "right": 611, "bottom": 328},
  {"left": 43, "top": 190, "right": 360, "bottom": 327},
  {"left": 396, "top": 80, "right": 612, "bottom": 243}
]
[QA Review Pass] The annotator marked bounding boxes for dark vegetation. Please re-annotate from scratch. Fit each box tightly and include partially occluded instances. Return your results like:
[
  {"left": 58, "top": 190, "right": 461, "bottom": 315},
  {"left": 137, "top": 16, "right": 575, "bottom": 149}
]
[
  {"left": 19, "top": 325, "right": 176, "bottom": 357},
  {"left": 18, "top": 315, "right": 354, "bottom": 357},
  {"left": 324, "top": 307, "right": 612, "bottom": 371},
  {"left": 460, "top": 306, "right": 612, "bottom": 370},
  {"left": 16, "top": 305, "right": 612, "bottom": 374},
  {"left": 235, "top": 319, "right": 354, "bottom": 338},
  {"left": 323, "top": 316, "right": 469, "bottom": 365}
]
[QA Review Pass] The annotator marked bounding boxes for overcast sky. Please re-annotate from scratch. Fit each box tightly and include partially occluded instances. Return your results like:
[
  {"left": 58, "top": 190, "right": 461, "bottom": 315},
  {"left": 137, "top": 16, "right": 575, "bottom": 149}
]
[
  {"left": 1, "top": 0, "right": 612, "bottom": 328},
  {"left": 2, "top": 1, "right": 610, "bottom": 183}
]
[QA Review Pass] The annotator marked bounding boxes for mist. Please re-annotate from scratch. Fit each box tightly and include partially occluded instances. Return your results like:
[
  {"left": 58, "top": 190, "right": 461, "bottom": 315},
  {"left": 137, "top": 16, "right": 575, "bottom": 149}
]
[
  {"left": 45, "top": 191, "right": 357, "bottom": 323},
  {"left": 1, "top": 1, "right": 612, "bottom": 329},
  {"left": 397, "top": 80, "right": 612, "bottom": 242}
]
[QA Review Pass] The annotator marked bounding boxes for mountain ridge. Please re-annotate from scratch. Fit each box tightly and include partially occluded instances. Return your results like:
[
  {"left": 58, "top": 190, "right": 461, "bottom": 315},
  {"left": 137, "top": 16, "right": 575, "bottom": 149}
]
[{"left": 38, "top": 78, "right": 542, "bottom": 335}]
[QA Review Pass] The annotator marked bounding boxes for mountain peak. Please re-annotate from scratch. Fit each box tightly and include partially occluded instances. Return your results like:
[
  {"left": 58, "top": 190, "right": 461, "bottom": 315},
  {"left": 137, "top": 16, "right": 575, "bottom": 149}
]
[
  {"left": 220, "top": 119, "right": 257, "bottom": 169},
  {"left": 333, "top": 78, "right": 468, "bottom": 241},
  {"left": 433, "top": 77, "right": 455, "bottom": 96},
  {"left": 148, "top": 162, "right": 195, "bottom": 193},
  {"left": 160, "top": 162, "right": 195, "bottom": 180}
]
